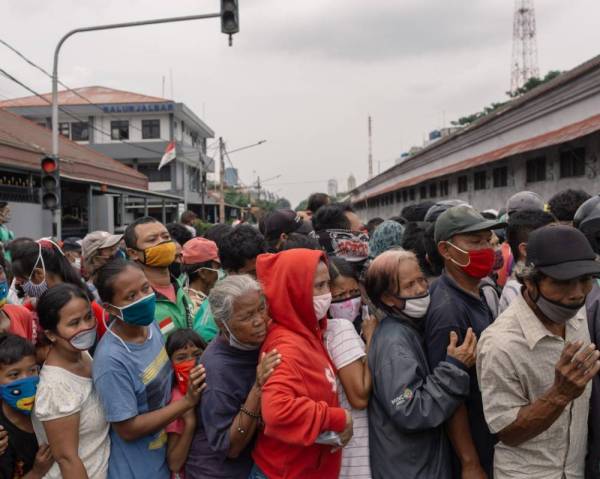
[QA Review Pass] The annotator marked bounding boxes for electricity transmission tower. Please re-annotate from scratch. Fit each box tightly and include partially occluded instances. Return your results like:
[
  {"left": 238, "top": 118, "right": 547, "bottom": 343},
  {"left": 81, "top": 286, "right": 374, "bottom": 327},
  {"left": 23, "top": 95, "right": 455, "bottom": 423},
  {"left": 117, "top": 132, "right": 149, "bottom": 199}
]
[{"left": 510, "top": 0, "right": 539, "bottom": 91}]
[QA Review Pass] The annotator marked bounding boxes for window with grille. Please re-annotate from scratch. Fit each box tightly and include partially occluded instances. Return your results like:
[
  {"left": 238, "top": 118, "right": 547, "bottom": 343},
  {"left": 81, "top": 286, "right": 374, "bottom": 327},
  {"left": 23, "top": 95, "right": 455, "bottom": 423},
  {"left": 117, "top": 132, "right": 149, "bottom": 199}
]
[
  {"left": 429, "top": 183, "right": 437, "bottom": 198},
  {"left": 526, "top": 157, "right": 546, "bottom": 183},
  {"left": 420, "top": 185, "right": 427, "bottom": 199},
  {"left": 440, "top": 179, "right": 449, "bottom": 196},
  {"left": 493, "top": 166, "right": 508, "bottom": 187},
  {"left": 559, "top": 148, "right": 585, "bottom": 178},
  {"left": 457, "top": 175, "right": 468, "bottom": 193},
  {"left": 473, "top": 171, "right": 487, "bottom": 190},
  {"left": 111, "top": 120, "right": 130, "bottom": 140},
  {"left": 142, "top": 119, "right": 161, "bottom": 139},
  {"left": 71, "top": 122, "right": 89, "bottom": 141}
]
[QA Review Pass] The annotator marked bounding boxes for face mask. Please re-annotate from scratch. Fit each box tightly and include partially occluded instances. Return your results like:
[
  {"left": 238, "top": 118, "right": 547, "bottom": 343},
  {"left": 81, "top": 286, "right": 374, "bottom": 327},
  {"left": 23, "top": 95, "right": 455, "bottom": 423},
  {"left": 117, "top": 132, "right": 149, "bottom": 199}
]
[
  {"left": 534, "top": 289, "right": 582, "bottom": 324},
  {"left": 0, "top": 376, "right": 39, "bottom": 415},
  {"left": 72, "top": 258, "right": 81, "bottom": 271},
  {"left": 22, "top": 243, "right": 48, "bottom": 299},
  {"left": 314, "top": 292, "right": 333, "bottom": 320},
  {"left": 197, "top": 267, "right": 226, "bottom": 282},
  {"left": 400, "top": 293, "right": 431, "bottom": 319},
  {"left": 173, "top": 358, "right": 196, "bottom": 395},
  {"left": 61, "top": 323, "right": 97, "bottom": 351},
  {"left": 169, "top": 262, "right": 182, "bottom": 278},
  {"left": 222, "top": 320, "right": 260, "bottom": 351},
  {"left": 0, "top": 280, "right": 8, "bottom": 307},
  {"left": 110, "top": 293, "right": 156, "bottom": 326},
  {"left": 139, "top": 241, "right": 176, "bottom": 268},
  {"left": 329, "top": 296, "right": 362, "bottom": 321},
  {"left": 447, "top": 242, "right": 495, "bottom": 279}
]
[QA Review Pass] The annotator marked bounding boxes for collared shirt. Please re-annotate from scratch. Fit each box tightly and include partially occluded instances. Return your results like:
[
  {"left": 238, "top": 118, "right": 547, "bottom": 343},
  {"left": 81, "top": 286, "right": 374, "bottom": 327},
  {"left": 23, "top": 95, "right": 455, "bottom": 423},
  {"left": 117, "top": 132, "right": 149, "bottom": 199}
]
[
  {"left": 477, "top": 291, "right": 591, "bottom": 479},
  {"left": 425, "top": 271, "right": 497, "bottom": 476}
]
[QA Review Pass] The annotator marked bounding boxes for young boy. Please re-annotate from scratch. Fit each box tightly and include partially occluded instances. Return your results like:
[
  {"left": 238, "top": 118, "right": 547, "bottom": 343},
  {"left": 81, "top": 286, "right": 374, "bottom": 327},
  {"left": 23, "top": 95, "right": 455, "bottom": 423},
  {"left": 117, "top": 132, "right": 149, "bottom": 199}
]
[{"left": 0, "top": 333, "right": 53, "bottom": 478}]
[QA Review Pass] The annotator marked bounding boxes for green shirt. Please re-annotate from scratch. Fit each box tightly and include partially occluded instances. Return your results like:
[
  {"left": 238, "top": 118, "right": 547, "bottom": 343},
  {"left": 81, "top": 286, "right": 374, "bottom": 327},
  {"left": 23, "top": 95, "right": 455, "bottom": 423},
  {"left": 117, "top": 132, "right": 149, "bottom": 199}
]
[
  {"left": 0, "top": 225, "right": 14, "bottom": 244},
  {"left": 153, "top": 277, "right": 194, "bottom": 337}
]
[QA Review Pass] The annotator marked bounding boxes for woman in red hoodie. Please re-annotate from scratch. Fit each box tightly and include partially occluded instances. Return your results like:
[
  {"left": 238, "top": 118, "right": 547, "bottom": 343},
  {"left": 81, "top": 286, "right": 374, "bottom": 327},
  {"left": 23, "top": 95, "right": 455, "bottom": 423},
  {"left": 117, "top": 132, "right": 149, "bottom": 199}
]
[{"left": 251, "top": 248, "right": 353, "bottom": 479}]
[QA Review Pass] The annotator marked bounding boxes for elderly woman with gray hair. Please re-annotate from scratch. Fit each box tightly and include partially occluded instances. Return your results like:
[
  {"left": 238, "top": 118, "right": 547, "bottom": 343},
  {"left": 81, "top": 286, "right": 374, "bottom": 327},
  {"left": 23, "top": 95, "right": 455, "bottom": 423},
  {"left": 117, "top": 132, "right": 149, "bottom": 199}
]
[{"left": 184, "top": 275, "right": 281, "bottom": 479}]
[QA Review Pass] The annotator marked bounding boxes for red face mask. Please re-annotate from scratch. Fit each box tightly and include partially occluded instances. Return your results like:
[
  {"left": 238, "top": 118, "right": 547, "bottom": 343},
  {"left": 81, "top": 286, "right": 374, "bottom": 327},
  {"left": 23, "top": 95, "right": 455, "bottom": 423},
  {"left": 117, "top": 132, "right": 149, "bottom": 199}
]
[
  {"left": 173, "top": 358, "right": 196, "bottom": 395},
  {"left": 447, "top": 242, "right": 495, "bottom": 279}
]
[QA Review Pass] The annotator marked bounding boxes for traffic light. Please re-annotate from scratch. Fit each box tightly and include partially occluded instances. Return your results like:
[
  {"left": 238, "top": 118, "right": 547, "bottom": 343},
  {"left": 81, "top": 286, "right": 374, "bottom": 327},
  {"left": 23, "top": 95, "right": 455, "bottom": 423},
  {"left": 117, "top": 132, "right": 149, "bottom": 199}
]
[
  {"left": 40, "top": 155, "right": 60, "bottom": 210},
  {"left": 221, "top": 0, "right": 239, "bottom": 45}
]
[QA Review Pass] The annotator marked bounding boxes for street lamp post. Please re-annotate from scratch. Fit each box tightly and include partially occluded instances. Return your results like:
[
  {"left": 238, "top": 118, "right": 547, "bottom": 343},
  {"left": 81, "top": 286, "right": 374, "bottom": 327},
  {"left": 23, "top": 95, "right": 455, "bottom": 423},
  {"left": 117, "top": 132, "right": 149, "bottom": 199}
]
[{"left": 51, "top": 12, "right": 222, "bottom": 237}]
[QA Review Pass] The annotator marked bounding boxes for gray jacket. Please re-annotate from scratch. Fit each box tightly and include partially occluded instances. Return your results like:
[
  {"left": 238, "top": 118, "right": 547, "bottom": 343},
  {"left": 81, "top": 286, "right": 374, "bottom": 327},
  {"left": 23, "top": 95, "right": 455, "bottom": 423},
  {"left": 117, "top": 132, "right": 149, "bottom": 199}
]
[
  {"left": 368, "top": 314, "right": 470, "bottom": 479},
  {"left": 586, "top": 282, "right": 600, "bottom": 479}
]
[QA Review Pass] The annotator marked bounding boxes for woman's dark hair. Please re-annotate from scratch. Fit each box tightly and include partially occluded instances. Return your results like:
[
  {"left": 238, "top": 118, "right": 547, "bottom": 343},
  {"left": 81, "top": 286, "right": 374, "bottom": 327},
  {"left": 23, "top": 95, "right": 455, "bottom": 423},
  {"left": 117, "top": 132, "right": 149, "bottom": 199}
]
[
  {"left": 548, "top": 189, "right": 591, "bottom": 222},
  {"left": 423, "top": 223, "right": 444, "bottom": 277},
  {"left": 328, "top": 256, "right": 359, "bottom": 283},
  {"left": 165, "top": 328, "right": 207, "bottom": 358},
  {"left": 11, "top": 241, "right": 91, "bottom": 299},
  {"left": 0, "top": 333, "right": 36, "bottom": 366},
  {"left": 278, "top": 233, "right": 320, "bottom": 251},
  {"left": 37, "top": 283, "right": 90, "bottom": 332},
  {"left": 402, "top": 222, "right": 432, "bottom": 276},
  {"left": 167, "top": 222, "right": 193, "bottom": 246},
  {"left": 307, "top": 193, "right": 330, "bottom": 214},
  {"left": 312, "top": 203, "right": 354, "bottom": 232},
  {"left": 94, "top": 258, "right": 143, "bottom": 303},
  {"left": 401, "top": 201, "right": 435, "bottom": 222},
  {"left": 366, "top": 218, "right": 384, "bottom": 236},
  {"left": 203, "top": 223, "right": 233, "bottom": 250},
  {"left": 219, "top": 225, "right": 266, "bottom": 272}
]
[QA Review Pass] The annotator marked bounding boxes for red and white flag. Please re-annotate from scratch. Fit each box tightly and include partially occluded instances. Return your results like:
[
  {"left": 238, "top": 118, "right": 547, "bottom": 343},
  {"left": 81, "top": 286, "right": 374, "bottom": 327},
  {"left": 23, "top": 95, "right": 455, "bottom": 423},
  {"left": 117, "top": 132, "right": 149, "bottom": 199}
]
[{"left": 158, "top": 141, "right": 176, "bottom": 170}]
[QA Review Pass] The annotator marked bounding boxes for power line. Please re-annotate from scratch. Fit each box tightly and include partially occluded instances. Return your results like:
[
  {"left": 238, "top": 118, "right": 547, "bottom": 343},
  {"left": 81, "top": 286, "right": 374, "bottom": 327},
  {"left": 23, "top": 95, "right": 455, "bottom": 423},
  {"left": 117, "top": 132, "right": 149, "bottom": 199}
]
[
  {"left": 0, "top": 67, "right": 171, "bottom": 158},
  {"left": 0, "top": 37, "right": 176, "bottom": 146}
]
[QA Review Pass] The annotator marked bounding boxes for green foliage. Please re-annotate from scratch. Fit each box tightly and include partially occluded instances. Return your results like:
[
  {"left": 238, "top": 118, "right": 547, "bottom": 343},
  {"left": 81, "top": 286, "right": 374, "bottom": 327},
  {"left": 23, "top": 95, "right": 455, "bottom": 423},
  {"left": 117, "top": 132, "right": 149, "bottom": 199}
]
[
  {"left": 451, "top": 70, "right": 563, "bottom": 127},
  {"left": 192, "top": 219, "right": 213, "bottom": 236},
  {"left": 295, "top": 199, "right": 308, "bottom": 211}
]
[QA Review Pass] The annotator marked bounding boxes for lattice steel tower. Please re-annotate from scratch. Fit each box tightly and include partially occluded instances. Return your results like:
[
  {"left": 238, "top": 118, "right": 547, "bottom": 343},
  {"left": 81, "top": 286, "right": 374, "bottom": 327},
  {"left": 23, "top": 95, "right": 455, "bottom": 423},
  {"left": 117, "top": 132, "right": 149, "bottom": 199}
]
[{"left": 511, "top": 0, "right": 539, "bottom": 91}]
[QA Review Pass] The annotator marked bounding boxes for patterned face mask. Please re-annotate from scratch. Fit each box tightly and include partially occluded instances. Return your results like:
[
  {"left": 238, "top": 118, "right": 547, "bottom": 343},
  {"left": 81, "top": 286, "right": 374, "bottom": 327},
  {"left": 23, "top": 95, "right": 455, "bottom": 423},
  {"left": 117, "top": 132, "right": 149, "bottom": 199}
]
[{"left": 312, "top": 229, "right": 370, "bottom": 263}]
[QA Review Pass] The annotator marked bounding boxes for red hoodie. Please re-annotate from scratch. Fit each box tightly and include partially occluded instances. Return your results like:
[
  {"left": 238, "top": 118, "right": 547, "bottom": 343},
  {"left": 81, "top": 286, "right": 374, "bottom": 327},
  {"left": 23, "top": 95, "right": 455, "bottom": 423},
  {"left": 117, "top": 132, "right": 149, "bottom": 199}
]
[{"left": 252, "top": 249, "right": 347, "bottom": 479}]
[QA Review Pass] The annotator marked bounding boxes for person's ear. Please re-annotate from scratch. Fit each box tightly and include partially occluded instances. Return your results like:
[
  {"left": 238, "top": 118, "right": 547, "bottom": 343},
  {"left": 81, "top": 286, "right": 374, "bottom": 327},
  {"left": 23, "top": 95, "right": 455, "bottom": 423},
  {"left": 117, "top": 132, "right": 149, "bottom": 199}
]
[
  {"left": 127, "top": 248, "right": 141, "bottom": 262},
  {"left": 44, "top": 329, "right": 57, "bottom": 343},
  {"left": 518, "top": 242, "right": 527, "bottom": 260},
  {"left": 437, "top": 241, "right": 451, "bottom": 261}
]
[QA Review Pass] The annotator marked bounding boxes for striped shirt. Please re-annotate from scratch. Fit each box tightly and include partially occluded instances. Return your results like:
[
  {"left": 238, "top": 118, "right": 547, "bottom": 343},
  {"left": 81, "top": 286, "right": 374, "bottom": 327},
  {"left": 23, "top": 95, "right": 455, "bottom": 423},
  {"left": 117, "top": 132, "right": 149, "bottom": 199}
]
[{"left": 324, "top": 318, "right": 372, "bottom": 479}]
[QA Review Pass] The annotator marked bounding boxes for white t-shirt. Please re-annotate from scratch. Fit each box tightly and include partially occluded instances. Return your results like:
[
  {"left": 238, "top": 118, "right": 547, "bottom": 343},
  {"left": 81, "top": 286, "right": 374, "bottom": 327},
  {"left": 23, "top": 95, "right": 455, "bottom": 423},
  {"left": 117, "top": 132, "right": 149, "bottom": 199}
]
[
  {"left": 33, "top": 363, "right": 110, "bottom": 479},
  {"left": 324, "top": 318, "right": 371, "bottom": 479}
]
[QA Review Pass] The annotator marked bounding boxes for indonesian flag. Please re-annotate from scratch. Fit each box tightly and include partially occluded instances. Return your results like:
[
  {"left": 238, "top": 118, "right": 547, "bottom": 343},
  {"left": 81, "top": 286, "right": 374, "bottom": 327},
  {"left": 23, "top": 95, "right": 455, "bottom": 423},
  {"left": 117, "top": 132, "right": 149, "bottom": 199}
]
[{"left": 158, "top": 141, "right": 176, "bottom": 170}]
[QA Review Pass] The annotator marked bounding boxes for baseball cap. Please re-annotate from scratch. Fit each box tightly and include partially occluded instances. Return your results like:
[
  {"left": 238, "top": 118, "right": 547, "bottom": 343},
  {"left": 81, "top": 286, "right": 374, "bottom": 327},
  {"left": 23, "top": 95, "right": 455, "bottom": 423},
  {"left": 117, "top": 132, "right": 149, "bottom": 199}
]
[
  {"left": 424, "top": 199, "right": 469, "bottom": 223},
  {"left": 526, "top": 224, "right": 600, "bottom": 280},
  {"left": 81, "top": 231, "right": 122, "bottom": 259},
  {"left": 506, "top": 191, "right": 545, "bottom": 215},
  {"left": 259, "top": 209, "right": 303, "bottom": 240},
  {"left": 435, "top": 206, "right": 506, "bottom": 244},
  {"left": 182, "top": 237, "right": 219, "bottom": 265}
]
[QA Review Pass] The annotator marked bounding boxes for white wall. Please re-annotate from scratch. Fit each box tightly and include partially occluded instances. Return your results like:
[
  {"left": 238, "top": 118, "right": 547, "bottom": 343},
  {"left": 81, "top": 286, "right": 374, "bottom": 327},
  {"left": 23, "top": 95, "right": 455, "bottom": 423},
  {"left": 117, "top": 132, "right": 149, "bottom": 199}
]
[{"left": 94, "top": 114, "right": 171, "bottom": 143}]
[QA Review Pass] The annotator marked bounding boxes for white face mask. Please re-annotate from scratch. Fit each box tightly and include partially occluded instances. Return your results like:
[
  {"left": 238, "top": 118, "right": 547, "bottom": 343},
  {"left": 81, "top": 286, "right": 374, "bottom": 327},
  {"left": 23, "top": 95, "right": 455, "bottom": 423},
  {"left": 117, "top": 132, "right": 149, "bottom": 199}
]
[
  {"left": 313, "top": 293, "right": 332, "bottom": 320},
  {"left": 329, "top": 296, "right": 362, "bottom": 321},
  {"left": 72, "top": 258, "right": 81, "bottom": 271},
  {"left": 401, "top": 294, "right": 431, "bottom": 319}
]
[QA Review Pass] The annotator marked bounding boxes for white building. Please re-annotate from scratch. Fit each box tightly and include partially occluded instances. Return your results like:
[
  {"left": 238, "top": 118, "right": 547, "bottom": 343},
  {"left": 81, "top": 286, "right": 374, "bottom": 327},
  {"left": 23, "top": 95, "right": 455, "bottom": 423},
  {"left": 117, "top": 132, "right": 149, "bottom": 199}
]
[
  {"left": 328, "top": 178, "right": 338, "bottom": 198},
  {"left": 0, "top": 86, "right": 216, "bottom": 219},
  {"left": 347, "top": 174, "right": 357, "bottom": 192},
  {"left": 351, "top": 55, "right": 600, "bottom": 220}
]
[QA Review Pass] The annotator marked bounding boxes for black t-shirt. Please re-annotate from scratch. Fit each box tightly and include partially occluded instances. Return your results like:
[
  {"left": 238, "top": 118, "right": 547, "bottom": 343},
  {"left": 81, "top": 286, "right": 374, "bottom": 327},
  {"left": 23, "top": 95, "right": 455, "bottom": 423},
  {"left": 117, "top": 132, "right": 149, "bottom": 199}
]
[
  {"left": 0, "top": 404, "right": 38, "bottom": 479},
  {"left": 424, "top": 272, "right": 497, "bottom": 476}
]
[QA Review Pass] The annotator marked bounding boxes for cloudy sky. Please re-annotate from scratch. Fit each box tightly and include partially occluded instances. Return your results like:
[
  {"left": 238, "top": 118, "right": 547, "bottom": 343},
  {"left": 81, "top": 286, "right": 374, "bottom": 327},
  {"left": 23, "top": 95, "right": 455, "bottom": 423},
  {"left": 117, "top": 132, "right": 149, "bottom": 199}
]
[{"left": 2, "top": 0, "right": 600, "bottom": 207}]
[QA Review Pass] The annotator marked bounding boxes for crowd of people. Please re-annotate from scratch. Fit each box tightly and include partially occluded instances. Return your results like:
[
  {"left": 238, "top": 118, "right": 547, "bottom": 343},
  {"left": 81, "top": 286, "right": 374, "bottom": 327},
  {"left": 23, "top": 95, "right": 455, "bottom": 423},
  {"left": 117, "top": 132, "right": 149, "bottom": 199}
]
[{"left": 0, "top": 188, "right": 599, "bottom": 478}]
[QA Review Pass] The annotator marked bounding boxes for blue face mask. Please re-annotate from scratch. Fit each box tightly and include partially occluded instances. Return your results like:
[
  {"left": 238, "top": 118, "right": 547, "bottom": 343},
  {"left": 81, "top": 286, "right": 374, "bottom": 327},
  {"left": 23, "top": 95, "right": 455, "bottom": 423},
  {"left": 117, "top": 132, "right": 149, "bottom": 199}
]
[
  {"left": 0, "top": 280, "right": 8, "bottom": 307},
  {"left": 110, "top": 293, "right": 156, "bottom": 326},
  {"left": 0, "top": 376, "right": 39, "bottom": 415}
]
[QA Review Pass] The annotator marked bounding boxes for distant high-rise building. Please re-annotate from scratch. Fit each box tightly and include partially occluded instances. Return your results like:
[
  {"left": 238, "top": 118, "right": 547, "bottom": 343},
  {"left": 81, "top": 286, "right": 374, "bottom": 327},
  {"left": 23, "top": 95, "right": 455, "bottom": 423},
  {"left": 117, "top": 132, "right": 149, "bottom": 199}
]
[
  {"left": 224, "top": 167, "right": 239, "bottom": 187},
  {"left": 327, "top": 179, "right": 338, "bottom": 198},
  {"left": 347, "top": 174, "right": 357, "bottom": 192}
]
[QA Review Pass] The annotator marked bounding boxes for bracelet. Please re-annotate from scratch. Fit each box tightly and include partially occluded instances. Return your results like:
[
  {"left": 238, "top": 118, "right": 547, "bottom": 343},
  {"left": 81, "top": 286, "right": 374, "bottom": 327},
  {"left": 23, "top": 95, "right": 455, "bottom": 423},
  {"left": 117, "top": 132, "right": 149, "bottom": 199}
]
[{"left": 240, "top": 406, "right": 261, "bottom": 419}]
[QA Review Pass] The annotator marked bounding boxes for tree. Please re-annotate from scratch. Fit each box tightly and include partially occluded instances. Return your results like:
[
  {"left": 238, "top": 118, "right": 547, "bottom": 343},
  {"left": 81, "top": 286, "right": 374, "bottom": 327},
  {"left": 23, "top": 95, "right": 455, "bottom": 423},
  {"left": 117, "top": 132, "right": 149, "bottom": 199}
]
[
  {"left": 451, "top": 70, "right": 563, "bottom": 127},
  {"left": 295, "top": 199, "right": 308, "bottom": 212}
]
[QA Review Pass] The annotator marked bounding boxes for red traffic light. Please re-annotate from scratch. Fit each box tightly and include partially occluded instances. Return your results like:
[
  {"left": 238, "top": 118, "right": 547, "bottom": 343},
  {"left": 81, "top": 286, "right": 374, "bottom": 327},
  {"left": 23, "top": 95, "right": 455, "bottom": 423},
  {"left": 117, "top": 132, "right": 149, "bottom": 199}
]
[{"left": 41, "top": 156, "right": 58, "bottom": 173}]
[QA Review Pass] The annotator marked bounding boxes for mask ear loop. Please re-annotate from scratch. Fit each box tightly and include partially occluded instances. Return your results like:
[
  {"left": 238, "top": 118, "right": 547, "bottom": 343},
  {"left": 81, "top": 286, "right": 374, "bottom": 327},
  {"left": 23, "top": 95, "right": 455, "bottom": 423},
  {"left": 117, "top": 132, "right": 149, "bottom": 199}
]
[
  {"left": 29, "top": 242, "right": 47, "bottom": 283},
  {"left": 445, "top": 241, "right": 471, "bottom": 268}
]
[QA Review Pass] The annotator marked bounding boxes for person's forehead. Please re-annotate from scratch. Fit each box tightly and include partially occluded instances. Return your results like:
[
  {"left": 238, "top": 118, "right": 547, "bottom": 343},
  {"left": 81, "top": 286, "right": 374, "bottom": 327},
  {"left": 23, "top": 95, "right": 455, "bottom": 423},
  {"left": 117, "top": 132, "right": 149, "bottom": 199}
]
[
  {"left": 136, "top": 221, "right": 168, "bottom": 238},
  {"left": 0, "top": 355, "right": 36, "bottom": 372}
]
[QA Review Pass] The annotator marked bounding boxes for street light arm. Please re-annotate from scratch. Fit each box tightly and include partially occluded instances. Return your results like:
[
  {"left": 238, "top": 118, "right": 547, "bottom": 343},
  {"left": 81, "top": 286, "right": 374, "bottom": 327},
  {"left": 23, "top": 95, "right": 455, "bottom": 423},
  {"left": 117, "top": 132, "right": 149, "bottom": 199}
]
[{"left": 226, "top": 140, "right": 267, "bottom": 154}]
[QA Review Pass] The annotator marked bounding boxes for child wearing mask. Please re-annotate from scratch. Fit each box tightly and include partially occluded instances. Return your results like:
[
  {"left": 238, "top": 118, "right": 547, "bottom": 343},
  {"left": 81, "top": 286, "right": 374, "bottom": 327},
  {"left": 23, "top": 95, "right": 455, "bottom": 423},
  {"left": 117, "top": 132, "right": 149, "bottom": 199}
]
[
  {"left": 165, "top": 329, "right": 207, "bottom": 478},
  {"left": 92, "top": 259, "right": 206, "bottom": 479},
  {"left": 325, "top": 257, "right": 377, "bottom": 479},
  {"left": 34, "top": 284, "right": 110, "bottom": 478},
  {"left": 0, "top": 333, "right": 54, "bottom": 478}
]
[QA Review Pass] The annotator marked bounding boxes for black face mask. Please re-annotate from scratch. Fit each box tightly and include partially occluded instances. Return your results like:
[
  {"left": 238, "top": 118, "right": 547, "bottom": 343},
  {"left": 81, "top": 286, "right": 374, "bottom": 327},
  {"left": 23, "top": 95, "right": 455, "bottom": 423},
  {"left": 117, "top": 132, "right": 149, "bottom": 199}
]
[{"left": 169, "top": 262, "right": 182, "bottom": 278}]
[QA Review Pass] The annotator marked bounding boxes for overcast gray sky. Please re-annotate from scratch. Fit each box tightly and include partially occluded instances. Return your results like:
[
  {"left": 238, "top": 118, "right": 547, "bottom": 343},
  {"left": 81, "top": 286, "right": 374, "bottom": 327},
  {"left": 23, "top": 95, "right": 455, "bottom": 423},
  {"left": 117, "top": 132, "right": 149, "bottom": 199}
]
[{"left": 2, "top": 0, "right": 600, "bottom": 207}]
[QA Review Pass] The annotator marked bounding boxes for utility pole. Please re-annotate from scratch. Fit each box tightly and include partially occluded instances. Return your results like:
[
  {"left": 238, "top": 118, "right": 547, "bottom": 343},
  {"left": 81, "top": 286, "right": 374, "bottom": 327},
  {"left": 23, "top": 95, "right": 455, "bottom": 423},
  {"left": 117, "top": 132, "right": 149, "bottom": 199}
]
[
  {"left": 199, "top": 151, "right": 206, "bottom": 220},
  {"left": 256, "top": 176, "right": 261, "bottom": 203},
  {"left": 368, "top": 116, "right": 373, "bottom": 180},
  {"left": 511, "top": 0, "right": 539, "bottom": 91},
  {"left": 219, "top": 137, "right": 226, "bottom": 223}
]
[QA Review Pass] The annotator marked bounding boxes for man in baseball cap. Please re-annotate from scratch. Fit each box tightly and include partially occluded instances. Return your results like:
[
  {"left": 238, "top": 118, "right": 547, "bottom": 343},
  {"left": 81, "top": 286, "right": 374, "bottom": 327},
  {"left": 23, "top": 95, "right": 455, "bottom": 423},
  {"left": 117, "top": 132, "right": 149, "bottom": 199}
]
[
  {"left": 259, "top": 209, "right": 304, "bottom": 252},
  {"left": 426, "top": 205, "right": 506, "bottom": 477},
  {"left": 81, "top": 231, "right": 123, "bottom": 278},
  {"left": 478, "top": 224, "right": 600, "bottom": 478}
]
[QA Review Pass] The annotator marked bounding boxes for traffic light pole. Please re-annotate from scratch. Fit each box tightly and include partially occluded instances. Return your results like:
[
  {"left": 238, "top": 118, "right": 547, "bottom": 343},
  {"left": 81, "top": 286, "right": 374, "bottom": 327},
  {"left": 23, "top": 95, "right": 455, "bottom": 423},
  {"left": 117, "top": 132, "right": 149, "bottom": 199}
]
[{"left": 51, "top": 12, "right": 221, "bottom": 237}]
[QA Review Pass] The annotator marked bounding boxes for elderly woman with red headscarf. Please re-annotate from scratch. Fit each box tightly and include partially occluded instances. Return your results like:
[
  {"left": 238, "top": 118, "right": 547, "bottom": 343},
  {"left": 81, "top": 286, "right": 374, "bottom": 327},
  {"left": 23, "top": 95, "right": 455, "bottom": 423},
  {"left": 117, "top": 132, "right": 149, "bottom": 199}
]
[{"left": 250, "top": 248, "right": 353, "bottom": 479}]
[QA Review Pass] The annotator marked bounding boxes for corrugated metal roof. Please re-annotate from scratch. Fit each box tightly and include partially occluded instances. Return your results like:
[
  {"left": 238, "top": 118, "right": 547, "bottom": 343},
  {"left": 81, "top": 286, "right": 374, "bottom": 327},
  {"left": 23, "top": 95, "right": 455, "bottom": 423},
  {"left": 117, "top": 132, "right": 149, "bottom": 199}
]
[
  {"left": 0, "top": 86, "right": 170, "bottom": 108},
  {"left": 0, "top": 107, "right": 148, "bottom": 190},
  {"left": 355, "top": 113, "right": 600, "bottom": 202}
]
